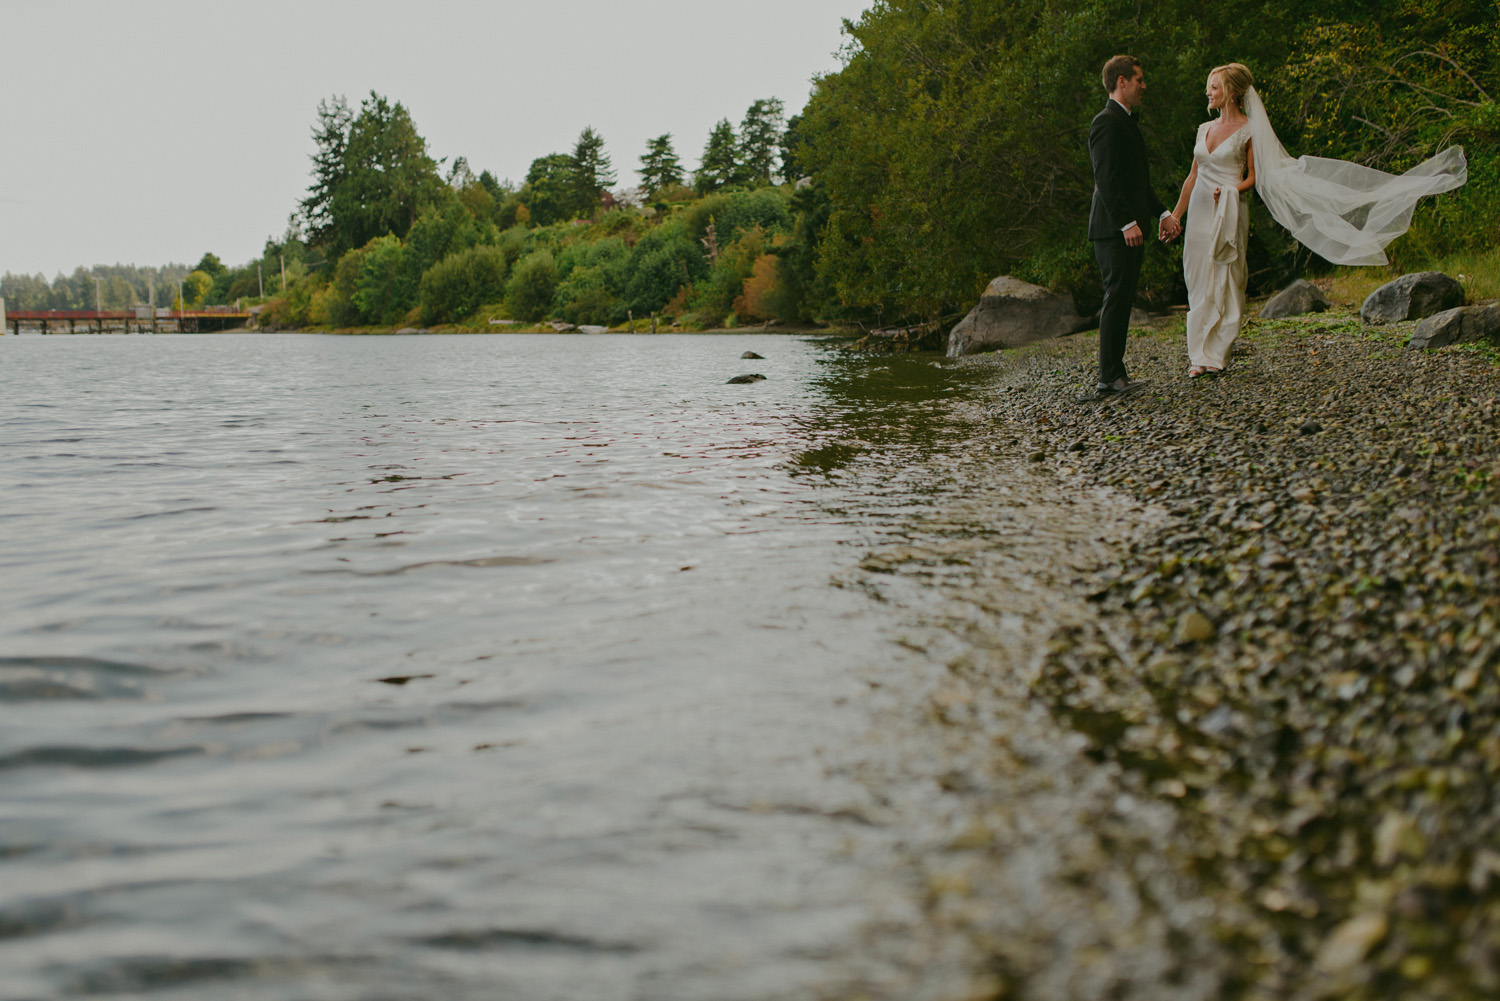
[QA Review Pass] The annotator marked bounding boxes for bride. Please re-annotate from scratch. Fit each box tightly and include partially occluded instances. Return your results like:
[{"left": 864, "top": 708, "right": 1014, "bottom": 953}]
[{"left": 1166, "top": 62, "right": 1467, "bottom": 378}]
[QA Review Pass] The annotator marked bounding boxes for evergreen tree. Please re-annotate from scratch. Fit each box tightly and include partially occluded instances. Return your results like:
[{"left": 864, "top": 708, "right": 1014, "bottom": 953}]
[
  {"left": 639, "top": 134, "right": 685, "bottom": 197},
  {"left": 568, "top": 126, "right": 615, "bottom": 217},
  {"left": 738, "top": 98, "right": 786, "bottom": 186},
  {"left": 299, "top": 91, "right": 444, "bottom": 260},
  {"left": 779, "top": 113, "right": 807, "bottom": 183},
  {"left": 695, "top": 120, "right": 739, "bottom": 194},
  {"left": 299, "top": 95, "right": 353, "bottom": 251}
]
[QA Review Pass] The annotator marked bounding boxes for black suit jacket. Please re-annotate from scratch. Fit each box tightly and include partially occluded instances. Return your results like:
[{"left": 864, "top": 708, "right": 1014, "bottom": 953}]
[{"left": 1088, "top": 100, "right": 1167, "bottom": 241}]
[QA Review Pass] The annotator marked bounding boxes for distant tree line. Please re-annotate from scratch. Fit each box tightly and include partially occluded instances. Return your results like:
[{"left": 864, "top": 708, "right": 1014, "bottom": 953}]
[
  {"left": 249, "top": 89, "right": 822, "bottom": 331},
  {"left": 1, "top": 263, "right": 190, "bottom": 311}
]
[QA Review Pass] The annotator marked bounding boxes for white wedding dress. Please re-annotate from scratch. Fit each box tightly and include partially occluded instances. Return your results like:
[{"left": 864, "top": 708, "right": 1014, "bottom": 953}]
[
  {"left": 1183, "top": 87, "right": 1467, "bottom": 371},
  {"left": 1183, "top": 121, "right": 1252, "bottom": 370}
]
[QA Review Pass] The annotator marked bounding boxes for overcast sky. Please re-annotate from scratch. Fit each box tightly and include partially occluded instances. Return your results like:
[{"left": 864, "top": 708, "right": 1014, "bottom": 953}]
[{"left": 2, "top": 0, "right": 870, "bottom": 279}]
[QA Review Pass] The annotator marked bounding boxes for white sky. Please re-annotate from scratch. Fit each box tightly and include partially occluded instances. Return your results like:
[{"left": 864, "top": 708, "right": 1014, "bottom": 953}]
[{"left": 2, "top": 0, "right": 869, "bottom": 278}]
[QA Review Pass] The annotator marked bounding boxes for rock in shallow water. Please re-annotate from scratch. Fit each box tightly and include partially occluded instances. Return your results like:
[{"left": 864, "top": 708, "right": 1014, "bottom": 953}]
[
  {"left": 947, "top": 276, "right": 1093, "bottom": 358},
  {"left": 726, "top": 373, "right": 766, "bottom": 384}
]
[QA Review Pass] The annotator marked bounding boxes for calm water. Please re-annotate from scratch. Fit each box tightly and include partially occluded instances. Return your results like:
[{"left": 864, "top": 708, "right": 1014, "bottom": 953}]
[{"left": 0, "top": 333, "right": 1008, "bottom": 1000}]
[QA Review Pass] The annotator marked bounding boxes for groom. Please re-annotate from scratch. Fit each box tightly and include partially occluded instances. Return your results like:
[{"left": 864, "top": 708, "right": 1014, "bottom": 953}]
[{"left": 1088, "top": 55, "right": 1179, "bottom": 396}]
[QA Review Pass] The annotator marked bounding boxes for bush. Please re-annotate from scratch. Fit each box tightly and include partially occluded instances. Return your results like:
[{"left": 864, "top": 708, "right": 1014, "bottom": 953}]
[
  {"left": 504, "top": 250, "right": 558, "bottom": 322},
  {"left": 405, "top": 199, "right": 493, "bottom": 300},
  {"left": 328, "top": 248, "right": 364, "bottom": 327},
  {"left": 688, "top": 225, "right": 770, "bottom": 325},
  {"left": 418, "top": 245, "right": 509, "bottom": 325},
  {"left": 733, "top": 254, "right": 779, "bottom": 322},
  {"left": 353, "top": 235, "right": 409, "bottom": 324},
  {"left": 681, "top": 187, "right": 792, "bottom": 244},
  {"left": 555, "top": 266, "right": 622, "bottom": 325}
]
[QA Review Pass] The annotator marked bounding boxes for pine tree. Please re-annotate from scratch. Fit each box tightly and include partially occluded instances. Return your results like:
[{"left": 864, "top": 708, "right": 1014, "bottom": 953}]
[
  {"left": 639, "top": 134, "right": 685, "bottom": 197},
  {"left": 695, "top": 120, "right": 739, "bottom": 194},
  {"left": 568, "top": 126, "right": 616, "bottom": 217},
  {"left": 299, "top": 95, "right": 353, "bottom": 250},
  {"left": 299, "top": 92, "right": 444, "bottom": 258},
  {"left": 738, "top": 98, "right": 786, "bottom": 186}
]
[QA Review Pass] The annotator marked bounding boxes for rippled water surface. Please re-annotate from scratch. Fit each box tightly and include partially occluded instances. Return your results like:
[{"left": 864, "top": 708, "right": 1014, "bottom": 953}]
[{"left": 0, "top": 333, "right": 1000, "bottom": 1000}]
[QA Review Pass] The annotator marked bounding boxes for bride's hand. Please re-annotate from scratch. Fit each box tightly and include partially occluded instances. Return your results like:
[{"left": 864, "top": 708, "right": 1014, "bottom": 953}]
[{"left": 1213, "top": 186, "right": 1221, "bottom": 203}]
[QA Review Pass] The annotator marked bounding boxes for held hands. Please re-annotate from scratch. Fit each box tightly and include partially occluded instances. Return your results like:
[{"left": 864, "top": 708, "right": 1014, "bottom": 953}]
[{"left": 1158, "top": 215, "right": 1182, "bottom": 242}]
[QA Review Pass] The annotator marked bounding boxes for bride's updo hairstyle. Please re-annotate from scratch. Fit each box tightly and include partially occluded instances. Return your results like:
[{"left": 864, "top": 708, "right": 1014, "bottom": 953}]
[{"left": 1209, "top": 63, "right": 1255, "bottom": 112}]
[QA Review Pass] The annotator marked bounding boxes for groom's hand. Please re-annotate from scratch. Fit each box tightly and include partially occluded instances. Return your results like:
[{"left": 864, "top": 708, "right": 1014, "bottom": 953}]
[
  {"left": 1159, "top": 216, "right": 1182, "bottom": 241},
  {"left": 1123, "top": 223, "right": 1144, "bottom": 247}
]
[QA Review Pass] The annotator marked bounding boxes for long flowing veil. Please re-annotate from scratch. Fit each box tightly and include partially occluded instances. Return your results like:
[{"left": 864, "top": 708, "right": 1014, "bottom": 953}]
[{"left": 1244, "top": 86, "right": 1467, "bottom": 266}]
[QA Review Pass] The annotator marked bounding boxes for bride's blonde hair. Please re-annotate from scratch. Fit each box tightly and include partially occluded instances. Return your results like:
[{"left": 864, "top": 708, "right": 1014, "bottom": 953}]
[{"left": 1209, "top": 63, "right": 1254, "bottom": 111}]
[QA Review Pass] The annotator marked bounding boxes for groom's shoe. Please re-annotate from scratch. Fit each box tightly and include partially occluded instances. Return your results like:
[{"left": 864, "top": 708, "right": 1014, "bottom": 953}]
[{"left": 1097, "top": 376, "right": 1146, "bottom": 396}]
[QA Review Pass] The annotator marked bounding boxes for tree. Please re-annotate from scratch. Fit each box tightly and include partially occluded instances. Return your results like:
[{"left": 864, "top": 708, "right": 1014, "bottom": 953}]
[
  {"left": 639, "top": 134, "right": 685, "bottom": 197},
  {"left": 299, "top": 91, "right": 445, "bottom": 260},
  {"left": 194, "top": 252, "right": 227, "bottom": 277},
  {"left": 696, "top": 119, "right": 739, "bottom": 194},
  {"left": 569, "top": 126, "right": 616, "bottom": 217},
  {"left": 521, "top": 153, "right": 578, "bottom": 226},
  {"left": 299, "top": 96, "right": 353, "bottom": 252},
  {"left": 180, "top": 270, "right": 213, "bottom": 308},
  {"left": 779, "top": 113, "right": 808, "bottom": 182},
  {"left": 738, "top": 98, "right": 786, "bottom": 186}
]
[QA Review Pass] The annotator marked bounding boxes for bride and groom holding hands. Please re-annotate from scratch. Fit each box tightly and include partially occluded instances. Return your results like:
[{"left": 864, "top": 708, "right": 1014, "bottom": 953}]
[{"left": 1087, "top": 54, "right": 1467, "bottom": 398}]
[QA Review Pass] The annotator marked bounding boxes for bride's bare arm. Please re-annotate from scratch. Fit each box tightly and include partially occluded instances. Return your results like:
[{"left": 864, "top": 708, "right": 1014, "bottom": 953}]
[{"left": 1171, "top": 159, "right": 1198, "bottom": 222}]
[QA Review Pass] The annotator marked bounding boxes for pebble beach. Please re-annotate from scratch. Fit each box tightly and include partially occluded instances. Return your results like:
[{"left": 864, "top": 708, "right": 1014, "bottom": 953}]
[{"left": 911, "top": 305, "right": 1500, "bottom": 999}]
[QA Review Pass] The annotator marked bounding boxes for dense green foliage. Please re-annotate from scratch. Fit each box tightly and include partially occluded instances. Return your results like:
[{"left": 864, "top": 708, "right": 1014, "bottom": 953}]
[
  {"left": 419, "top": 246, "right": 509, "bottom": 325},
  {"left": 795, "top": 0, "right": 1500, "bottom": 323}
]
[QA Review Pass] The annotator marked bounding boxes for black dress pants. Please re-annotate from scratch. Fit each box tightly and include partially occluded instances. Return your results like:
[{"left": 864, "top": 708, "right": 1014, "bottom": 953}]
[{"left": 1093, "top": 236, "right": 1143, "bottom": 385}]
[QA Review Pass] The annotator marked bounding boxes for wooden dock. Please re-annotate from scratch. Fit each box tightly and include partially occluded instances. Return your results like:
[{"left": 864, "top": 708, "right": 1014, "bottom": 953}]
[{"left": 2, "top": 307, "right": 252, "bottom": 335}]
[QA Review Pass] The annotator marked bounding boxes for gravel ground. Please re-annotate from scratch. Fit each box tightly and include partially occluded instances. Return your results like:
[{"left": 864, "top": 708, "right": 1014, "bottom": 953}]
[{"left": 950, "top": 307, "right": 1500, "bottom": 1000}]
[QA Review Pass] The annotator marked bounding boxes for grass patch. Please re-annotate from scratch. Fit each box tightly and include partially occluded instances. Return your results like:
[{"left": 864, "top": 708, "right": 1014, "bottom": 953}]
[{"left": 1327, "top": 245, "right": 1500, "bottom": 307}]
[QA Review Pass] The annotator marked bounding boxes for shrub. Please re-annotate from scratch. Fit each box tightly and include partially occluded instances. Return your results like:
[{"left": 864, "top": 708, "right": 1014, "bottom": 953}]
[
  {"left": 504, "top": 250, "right": 558, "bottom": 322},
  {"left": 353, "top": 235, "right": 409, "bottom": 325},
  {"left": 555, "top": 266, "right": 622, "bottom": 325},
  {"left": 418, "top": 245, "right": 509, "bottom": 325},
  {"left": 733, "top": 254, "right": 779, "bottom": 322},
  {"left": 405, "top": 200, "right": 493, "bottom": 299},
  {"left": 328, "top": 248, "right": 364, "bottom": 327},
  {"left": 689, "top": 226, "right": 770, "bottom": 325},
  {"left": 681, "top": 188, "right": 792, "bottom": 244}
]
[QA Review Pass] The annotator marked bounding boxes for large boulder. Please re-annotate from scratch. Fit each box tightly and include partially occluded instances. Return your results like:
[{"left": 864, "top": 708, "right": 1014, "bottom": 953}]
[
  {"left": 1408, "top": 302, "right": 1500, "bottom": 350},
  {"left": 947, "top": 276, "right": 1092, "bottom": 358},
  {"left": 1360, "top": 272, "right": 1464, "bottom": 324},
  {"left": 1260, "top": 279, "right": 1330, "bottom": 319}
]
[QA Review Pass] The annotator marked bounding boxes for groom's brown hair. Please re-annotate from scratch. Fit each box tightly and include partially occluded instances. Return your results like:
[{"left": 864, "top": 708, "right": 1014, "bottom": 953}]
[{"left": 1102, "top": 55, "right": 1142, "bottom": 93}]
